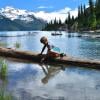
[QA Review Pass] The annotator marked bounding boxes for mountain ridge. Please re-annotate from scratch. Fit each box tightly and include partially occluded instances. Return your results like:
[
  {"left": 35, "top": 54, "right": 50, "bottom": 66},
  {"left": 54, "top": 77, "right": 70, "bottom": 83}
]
[{"left": 0, "top": 6, "right": 46, "bottom": 31}]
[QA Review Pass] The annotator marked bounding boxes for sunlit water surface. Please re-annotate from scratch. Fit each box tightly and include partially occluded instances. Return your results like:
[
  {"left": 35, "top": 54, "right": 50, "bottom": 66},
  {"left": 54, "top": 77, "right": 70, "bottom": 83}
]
[{"left": 0, "top": 31, "right": 100, "bottom": 100}]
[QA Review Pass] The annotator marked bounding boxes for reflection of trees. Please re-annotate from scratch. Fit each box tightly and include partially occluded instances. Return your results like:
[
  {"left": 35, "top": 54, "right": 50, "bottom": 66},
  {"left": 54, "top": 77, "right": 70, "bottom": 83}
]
[{"left": 39, "top": 64, "right": 65, "bottom": 84}]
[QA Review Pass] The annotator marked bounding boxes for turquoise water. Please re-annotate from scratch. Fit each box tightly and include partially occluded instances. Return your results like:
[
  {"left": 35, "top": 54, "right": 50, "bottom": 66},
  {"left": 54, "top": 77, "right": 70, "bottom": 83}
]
[{"left": 0, "top": 31, "right": 100, "bottom": 100}]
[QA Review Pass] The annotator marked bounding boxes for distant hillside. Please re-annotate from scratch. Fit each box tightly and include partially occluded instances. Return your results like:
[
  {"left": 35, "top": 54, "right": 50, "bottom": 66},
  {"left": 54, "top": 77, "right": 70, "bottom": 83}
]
[{"left": 0, "top": 7, "right": 46, "bottom": 31}]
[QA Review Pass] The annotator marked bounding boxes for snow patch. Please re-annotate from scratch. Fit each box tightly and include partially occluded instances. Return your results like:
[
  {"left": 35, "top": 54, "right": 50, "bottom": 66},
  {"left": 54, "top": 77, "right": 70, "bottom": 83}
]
[{"left": 0, "top": 6, "right": 35, "bottom": 22}]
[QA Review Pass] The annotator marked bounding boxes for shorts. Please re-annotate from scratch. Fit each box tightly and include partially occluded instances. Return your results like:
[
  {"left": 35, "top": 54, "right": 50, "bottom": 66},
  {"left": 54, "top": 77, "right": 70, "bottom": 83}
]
[{"left": 47, "top": 51, "right": 60, "bottom": 58}]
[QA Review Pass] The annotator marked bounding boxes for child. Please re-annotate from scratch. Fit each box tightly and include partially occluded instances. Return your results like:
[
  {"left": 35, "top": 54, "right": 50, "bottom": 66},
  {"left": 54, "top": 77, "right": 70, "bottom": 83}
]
[{"left": 40, "top": 36, "right": 60, "bottom": 58}]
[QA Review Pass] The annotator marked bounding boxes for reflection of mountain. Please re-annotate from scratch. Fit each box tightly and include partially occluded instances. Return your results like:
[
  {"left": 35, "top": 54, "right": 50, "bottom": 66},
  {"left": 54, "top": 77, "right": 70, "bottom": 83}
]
[{"left": 0, "top": 7, "right": 46, "bottom": 31}]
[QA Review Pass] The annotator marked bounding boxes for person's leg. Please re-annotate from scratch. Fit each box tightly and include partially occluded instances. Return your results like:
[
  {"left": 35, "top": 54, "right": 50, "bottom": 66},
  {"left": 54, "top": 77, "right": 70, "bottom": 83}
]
[{"left": 48, "top": 51, "right": 60, "bottom": 58}]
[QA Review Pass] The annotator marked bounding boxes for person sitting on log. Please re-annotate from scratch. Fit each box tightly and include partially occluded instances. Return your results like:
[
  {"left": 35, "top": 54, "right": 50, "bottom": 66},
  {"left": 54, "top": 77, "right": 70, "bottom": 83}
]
[{"left": 40, "top": 36, "right": 66, "bottom": 62}]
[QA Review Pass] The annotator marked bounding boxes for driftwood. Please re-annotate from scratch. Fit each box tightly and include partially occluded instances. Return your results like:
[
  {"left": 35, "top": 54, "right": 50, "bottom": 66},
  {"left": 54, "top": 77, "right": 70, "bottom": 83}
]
[{"left": 0, "top": 47, "right": 100, "bottom": 69}]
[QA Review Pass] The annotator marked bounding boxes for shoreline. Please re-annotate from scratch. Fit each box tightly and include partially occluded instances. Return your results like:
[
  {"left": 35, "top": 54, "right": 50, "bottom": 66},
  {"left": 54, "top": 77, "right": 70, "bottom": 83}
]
[{"left": 79, "top": 29, "right": 100, "bottom": 33}]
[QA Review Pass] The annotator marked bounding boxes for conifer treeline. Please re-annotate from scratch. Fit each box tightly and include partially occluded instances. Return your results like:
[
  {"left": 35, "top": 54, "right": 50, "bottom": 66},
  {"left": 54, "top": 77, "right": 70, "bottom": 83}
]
[
  {"left": 77, "top": 0, "right": 100, "bottom": 31},
  {"left": 43, "top": 18, "right": 63, "bottom": 31},
  {"left": 43, "top": 0, "right": 100, "bottom": 31}
]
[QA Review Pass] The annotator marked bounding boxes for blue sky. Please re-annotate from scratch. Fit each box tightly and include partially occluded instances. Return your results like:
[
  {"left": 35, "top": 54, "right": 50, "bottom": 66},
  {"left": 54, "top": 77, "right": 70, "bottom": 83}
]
[{"left": 0, "top": 0, "right": 89, "bottom": 12}]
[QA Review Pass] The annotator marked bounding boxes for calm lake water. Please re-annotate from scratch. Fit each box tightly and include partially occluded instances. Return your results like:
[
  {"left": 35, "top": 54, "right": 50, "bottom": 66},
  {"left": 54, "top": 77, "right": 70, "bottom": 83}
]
[{"left": 0, "top": 31, "right": 100, "bottom": 100}]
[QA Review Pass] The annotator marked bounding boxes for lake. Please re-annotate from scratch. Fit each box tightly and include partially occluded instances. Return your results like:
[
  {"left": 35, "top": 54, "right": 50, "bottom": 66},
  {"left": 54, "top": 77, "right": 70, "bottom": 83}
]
[{"left": 0, "top": 31, "right": 100, "bottom": 100}]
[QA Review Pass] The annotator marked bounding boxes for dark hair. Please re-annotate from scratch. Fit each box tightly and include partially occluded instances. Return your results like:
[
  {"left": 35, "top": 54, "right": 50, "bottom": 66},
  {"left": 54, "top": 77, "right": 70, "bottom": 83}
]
[{"left": 40, "top": 36, "right": 48, "bottom": 43}]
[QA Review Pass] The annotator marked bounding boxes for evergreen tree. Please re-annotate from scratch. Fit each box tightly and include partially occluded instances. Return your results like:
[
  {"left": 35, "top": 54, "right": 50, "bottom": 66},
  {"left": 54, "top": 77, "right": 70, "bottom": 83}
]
[
  {"left": 58, "top": 19, "right": 62, "bottom": 25},
  {"left": 83, "top": 4, "right": 89, "bottom": 28},
  {"left": 78, "top": 5, "right": 84, "bottom": 29},
  {"left": 95, "top": 0, "right": 100, "bottom": 27},
  {"left": 77, "top": 6, "right": 81, "bottom": 28},
  {"left": 95, "top": 0, "right": 100, "bottom": 17},
  {"left": 65, "top": 18, "right": 68, "bottom": 24},
  {"left": 67, "top": 12, "right": 71, "bottom": 30},
  {"left": 89, "top": 0, "right": 94, "bottom": 14},
  {"left": 43, "top": 0, "right": 100, "bottom": 31},
  {"left": 54, "top": 18, "right": 57, "bottom": 25},
  {"left": 88, "top": 0, "right": 97, "bottom": 29},
  {"left": 50, "top": 20, "right": 53, "bottom": 24}
]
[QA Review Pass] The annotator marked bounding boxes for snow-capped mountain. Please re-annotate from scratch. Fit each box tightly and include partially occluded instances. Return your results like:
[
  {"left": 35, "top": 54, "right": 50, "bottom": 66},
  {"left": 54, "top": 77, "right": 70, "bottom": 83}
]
[
  {"left": 0, "top": 6, "right": 46, "bottom": 31},
  {"left": 0, "top": 6, "right": 36, "bottom": 22}
]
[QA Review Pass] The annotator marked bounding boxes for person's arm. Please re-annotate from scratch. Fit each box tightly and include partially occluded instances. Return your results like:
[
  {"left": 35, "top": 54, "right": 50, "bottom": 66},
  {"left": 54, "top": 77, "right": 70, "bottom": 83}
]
[{"left": 40, "top": 45, "right": 46, "bottom": 54}]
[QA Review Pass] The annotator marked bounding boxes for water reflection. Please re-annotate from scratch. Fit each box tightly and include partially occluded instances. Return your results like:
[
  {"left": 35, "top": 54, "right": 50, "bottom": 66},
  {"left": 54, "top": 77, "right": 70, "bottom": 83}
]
[
  {"left": 0, "top": 31, "right": 100, "bottom": 99},
  {"left": 4, "top": 60, "right": 100, "bottom": 100},
  {"left": 40, "top": 64, "right": 65, "bottom": 84}
]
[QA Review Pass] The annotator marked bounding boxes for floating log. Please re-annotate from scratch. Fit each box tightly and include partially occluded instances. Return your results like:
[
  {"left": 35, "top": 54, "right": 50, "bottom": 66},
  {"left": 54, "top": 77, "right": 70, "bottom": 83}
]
[{"left": 0, "top": 47, "right": 100, "bottom": 69}]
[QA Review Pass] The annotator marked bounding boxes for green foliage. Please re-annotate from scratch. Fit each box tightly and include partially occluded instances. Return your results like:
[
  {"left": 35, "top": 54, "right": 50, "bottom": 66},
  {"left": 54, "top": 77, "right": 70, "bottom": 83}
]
[
  {"left": 96, "top": 2, "right": 100, "bottom": 20},
  {"left": 89, "top": 0, "right": 94, "bottom": 14},
  {"left": 0, "top": 60, "right": 13, "bottom": 100},
  {"left": 76, "top": 0, "right": 99, "bottom": 31},
  {"left": 65, "top": 12, "right": 75, "bottom": 31},
  {"left": 0, "top": 92, "right": 12, "bottom": 100},
  {"left": 43, "top": 18, "right": 63, "bottom": 31},
  {"left": 43, "top": 0, "right": 100, "bottom": 31},
  {"left": 88, "top": 12, "right": 97, "bottom": 29},
  {"left": 0, "top": 83, "right": 13, "bottom": 100},
  {"left": 0, "top": 42, "right": 7, "bottom": 47},
  {"left": 14, "top": 42, "right": 21, "bottom": 48},
  {"left": 0, "top": 60, "right": 7, "bottom": 79}
]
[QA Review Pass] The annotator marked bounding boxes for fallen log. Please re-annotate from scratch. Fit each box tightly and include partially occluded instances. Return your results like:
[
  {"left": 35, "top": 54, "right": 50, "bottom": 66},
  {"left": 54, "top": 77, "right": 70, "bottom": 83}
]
[{"left": 0, "top": 47, "right": 100, "bottom": 69}]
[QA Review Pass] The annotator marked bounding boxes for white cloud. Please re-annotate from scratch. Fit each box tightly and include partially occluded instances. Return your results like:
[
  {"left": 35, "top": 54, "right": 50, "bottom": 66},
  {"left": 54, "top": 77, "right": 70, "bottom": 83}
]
[
  {"left": 38, "top": 6, "right": 53, "bottom": 9},
  {"left": 33, "top": 7, "right": 78, "bottom": 22},
  {"left": 57, "top": 7, "right": 71, "bottom": 14}
]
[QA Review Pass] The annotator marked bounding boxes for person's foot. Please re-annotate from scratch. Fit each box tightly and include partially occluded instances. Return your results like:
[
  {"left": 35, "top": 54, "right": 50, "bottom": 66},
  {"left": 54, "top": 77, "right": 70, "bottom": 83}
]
[{"left": 60, "top": 53, "right": 66, "bottom": 57}]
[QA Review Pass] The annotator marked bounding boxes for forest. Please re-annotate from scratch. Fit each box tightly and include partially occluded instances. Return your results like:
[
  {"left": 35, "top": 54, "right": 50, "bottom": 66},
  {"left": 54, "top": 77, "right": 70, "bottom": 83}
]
[{"left": 43, "top": 0, "right": 100, "bottom": 32}]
